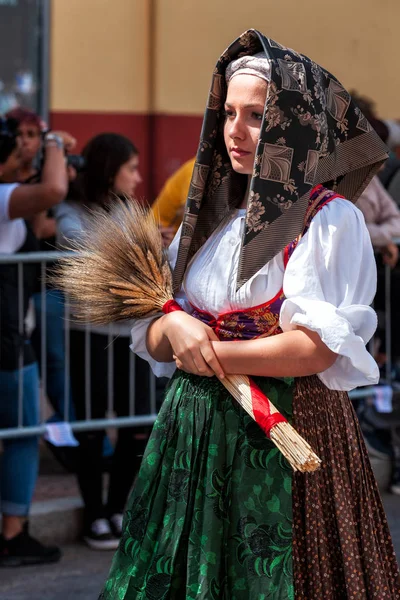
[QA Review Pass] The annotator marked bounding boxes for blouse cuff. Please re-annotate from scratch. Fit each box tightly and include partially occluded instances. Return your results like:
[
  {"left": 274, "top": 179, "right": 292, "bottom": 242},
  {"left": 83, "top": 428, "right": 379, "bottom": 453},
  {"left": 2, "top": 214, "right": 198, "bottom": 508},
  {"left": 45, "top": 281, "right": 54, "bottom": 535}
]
[
  {"left": 130, "top": 315, "right": 176, "bottom": 379},
  {"left": 280, "top": 297, "right": 379, "bottom": 391}
]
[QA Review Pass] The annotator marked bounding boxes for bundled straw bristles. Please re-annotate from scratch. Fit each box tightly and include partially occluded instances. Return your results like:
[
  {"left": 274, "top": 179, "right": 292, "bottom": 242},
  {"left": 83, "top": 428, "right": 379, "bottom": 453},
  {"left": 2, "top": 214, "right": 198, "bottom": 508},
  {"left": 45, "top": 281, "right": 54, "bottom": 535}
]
[
  {"left": 51, "top": 200, "right": 173, "bottom": 324},
  {"left": 222, "top": 374, "right": 321, "bottom": 472}
]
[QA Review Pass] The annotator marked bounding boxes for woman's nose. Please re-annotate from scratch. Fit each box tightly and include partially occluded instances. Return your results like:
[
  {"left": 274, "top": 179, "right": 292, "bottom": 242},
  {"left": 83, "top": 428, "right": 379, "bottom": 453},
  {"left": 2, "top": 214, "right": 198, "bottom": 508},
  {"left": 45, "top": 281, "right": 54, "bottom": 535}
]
[{"left": 229, "top": 116, "right": 245, "bottom": 140}]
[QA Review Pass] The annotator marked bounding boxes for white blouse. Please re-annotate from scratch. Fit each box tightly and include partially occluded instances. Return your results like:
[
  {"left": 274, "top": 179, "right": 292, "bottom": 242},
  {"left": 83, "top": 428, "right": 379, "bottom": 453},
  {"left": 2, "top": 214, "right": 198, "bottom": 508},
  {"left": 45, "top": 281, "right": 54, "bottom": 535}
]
[{"left": 130, "top": 197, "right": 379, "bottom": 391}]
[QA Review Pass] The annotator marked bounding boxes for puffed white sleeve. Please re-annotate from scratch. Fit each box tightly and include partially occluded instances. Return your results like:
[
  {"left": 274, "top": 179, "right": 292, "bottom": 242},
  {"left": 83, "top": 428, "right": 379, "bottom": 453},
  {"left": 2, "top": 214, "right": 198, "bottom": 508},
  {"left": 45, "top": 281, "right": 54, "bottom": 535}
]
[
  {"left": 129, "top": 225, "right": 190, "bottom": 378},
  {"left": 280, "top": 198, "right": 379, "bottom": 391}
]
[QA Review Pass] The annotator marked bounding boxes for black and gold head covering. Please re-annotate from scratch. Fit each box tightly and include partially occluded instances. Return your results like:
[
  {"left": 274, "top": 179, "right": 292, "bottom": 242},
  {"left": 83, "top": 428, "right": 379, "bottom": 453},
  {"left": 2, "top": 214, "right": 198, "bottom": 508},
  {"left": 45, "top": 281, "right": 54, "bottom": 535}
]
[{"left": 173, "top": 29, "right": 388, "bottom": 292}]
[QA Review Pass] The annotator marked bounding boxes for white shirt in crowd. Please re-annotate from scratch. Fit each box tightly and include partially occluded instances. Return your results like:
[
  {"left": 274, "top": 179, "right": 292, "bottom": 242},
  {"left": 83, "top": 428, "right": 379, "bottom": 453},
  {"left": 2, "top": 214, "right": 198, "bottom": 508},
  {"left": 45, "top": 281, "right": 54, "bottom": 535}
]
[{"left": 0, "top": 183, "right": 24, "bottom": 253}]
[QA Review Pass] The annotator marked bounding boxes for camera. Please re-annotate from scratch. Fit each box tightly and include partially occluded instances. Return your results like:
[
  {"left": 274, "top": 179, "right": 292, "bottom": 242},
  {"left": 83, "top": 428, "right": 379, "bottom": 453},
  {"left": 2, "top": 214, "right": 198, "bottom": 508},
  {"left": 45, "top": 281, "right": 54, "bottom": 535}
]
[
  {"left": 0, "top": 117, "right": 18, "bottom": 141},
  {"left": 35, "top": 131, "right": 86, "bottom": 178},
  {"left": 66, "top": 153, "right": 86, "bottom": 172}
]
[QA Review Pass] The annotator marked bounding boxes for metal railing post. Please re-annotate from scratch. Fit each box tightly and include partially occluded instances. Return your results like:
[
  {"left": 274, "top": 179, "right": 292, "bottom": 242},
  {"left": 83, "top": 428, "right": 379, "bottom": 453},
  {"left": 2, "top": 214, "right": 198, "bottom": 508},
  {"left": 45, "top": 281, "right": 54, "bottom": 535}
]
[
  {"left": 40, "top": 261, "right": 47, "bottom": 422},
  {"left": 17, "top": 261, "right": 24, "bottom": 428}
]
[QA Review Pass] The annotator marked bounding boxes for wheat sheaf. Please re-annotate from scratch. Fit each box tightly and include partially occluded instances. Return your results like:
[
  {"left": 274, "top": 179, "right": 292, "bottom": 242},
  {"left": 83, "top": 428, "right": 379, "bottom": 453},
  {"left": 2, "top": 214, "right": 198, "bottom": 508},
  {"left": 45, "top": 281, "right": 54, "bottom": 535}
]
[{"left": 51, "top": 200, "right": 172, "bottom": 323}]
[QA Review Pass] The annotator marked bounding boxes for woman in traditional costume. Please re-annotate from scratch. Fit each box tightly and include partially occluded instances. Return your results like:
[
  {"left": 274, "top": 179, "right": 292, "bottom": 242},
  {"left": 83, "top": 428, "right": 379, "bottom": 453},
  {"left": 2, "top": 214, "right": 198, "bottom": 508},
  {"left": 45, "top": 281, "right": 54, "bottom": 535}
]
[{"left": 100, "top": 30, "right": 400, "bottom": 599}]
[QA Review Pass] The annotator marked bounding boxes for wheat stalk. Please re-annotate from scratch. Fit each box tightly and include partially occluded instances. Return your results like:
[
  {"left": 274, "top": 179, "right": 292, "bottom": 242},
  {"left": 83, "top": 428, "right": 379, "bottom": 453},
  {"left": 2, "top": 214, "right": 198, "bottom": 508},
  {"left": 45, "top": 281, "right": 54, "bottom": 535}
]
[{"left": 51, "top": 201, "right": 172, "bottom": 322}]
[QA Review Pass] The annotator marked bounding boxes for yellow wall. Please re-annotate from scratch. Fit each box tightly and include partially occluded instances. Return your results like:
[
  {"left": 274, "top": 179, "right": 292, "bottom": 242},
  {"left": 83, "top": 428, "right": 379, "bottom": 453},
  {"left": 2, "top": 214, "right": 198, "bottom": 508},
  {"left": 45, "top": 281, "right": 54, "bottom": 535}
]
[
  {"left": 155, "top": 0, "right": 398, "bottom": 118},
  {"left": 50, "top": 0, "right": 399, "bottom": 119},
  {"left": 50, "top": 0, "right": 150, "bottom": 112}
]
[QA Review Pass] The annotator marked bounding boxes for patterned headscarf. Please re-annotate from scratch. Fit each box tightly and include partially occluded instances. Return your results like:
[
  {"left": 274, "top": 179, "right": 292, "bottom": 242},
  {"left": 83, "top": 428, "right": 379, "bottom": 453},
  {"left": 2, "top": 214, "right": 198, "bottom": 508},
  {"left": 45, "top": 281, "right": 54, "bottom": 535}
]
[{"left": 173, "top": 29, "right": 388, "bottom": 292}]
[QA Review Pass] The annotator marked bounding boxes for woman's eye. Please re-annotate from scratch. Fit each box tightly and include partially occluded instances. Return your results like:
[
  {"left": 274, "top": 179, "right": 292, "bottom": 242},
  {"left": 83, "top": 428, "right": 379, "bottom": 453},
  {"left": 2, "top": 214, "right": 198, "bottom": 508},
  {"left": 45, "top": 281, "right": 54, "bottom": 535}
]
[
  {"left": 252, "top": 112, "right": 263, "bottom": 121},
  {"left": 223, "top": 109, "right": 234, "bottom": 118}
]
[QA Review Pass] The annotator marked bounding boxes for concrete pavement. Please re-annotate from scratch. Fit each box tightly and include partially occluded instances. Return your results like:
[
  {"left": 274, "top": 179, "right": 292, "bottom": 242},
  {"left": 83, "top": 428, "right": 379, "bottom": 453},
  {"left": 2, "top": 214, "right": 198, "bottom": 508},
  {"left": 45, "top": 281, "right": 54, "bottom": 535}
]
[
  {"left": 1, "top": 493, "right": 400, "bottom": 600},
  {"left": 1, "top": 544, "right": 113, "bottom": 600}
]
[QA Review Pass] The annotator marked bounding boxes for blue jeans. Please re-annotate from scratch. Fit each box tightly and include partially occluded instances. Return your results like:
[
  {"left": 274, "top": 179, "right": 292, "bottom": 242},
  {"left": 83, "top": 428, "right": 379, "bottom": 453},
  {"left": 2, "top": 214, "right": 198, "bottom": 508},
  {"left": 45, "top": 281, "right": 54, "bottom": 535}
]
[
  {"left": 32, "top": 289, "right": 75, "bottom": 422},
  {"left": 0, "top": 362, "right": 40, "bottom": 516}
]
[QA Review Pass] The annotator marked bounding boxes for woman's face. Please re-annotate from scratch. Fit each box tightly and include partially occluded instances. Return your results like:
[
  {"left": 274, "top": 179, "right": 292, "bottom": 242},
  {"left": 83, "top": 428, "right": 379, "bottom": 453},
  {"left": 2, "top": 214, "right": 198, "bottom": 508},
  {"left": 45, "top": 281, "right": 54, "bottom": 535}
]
[
  {"left": 113, "top": 154, "right": 142, "bottom": 197},
  {"left": 224, "top": 74, "right": 267, "bottom": 175},
  {"left": 0, "top": 141, "right": 22, "bottom": 182},
  {"left": 18, "top": 121, "right": 41, "bottom": 165}
]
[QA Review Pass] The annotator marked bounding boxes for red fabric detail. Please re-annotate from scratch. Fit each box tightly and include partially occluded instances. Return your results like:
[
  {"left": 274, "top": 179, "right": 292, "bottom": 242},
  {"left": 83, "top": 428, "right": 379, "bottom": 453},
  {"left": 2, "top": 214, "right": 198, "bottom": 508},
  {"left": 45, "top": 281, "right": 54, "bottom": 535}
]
[
  {"left": 162, "top": 299, "right": 184, "bottom": 314},
  {"left": 188, "top": 286, "right": 284, "bottom": 322},
  {"left": 304, "top": 190, "right": 344, "bottom": 224},
  {"left": 310, "top": 183, "right": 324, "bottom": 195},
  {"left": 249, "top": 378, "right": 288, "bottom": 437},
  {"left": 284, "top": 243, "right": 291, "bottom": 268}
]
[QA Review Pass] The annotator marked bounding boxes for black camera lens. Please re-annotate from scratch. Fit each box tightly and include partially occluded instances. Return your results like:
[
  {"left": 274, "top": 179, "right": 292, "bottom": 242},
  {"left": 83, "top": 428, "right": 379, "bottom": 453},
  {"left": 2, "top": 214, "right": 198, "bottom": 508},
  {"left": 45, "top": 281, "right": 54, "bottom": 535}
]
[{"left": 67, "top": 154, "right": 86, "bottom": 172}]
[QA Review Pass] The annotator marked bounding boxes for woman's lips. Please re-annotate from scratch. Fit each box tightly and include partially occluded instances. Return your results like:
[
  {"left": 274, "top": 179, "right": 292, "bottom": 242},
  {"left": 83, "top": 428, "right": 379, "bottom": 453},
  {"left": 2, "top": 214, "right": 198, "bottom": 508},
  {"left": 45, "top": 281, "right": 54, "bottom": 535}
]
[{"left": 231, "top": 148, "right": 251, "bottom": 158}]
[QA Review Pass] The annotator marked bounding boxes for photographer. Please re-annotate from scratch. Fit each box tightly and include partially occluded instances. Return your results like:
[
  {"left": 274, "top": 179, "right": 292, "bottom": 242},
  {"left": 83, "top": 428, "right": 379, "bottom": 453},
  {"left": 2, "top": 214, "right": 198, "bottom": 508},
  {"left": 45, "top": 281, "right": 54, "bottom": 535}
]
[
  {"left": 8, "top": 109, "right": 78, "bottom": 456},
  {"left": 0, "top": 117, "right": 68, "bottom": 567}
]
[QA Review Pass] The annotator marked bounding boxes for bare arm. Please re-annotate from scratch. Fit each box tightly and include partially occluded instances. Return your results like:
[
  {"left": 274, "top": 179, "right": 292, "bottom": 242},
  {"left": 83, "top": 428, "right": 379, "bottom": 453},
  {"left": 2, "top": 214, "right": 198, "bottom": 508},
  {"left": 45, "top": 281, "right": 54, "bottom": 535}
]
[
  {"left": 210, "top": 326, "right": 337, "bottom": 377},
  {"left": 8, "top": 133, "right": 71, "bottom": 220},
  {"left": 31, "top": 211, "right": 57, "bottom": 240},
  {"left": 146, "top": 315, "right": 174, "bottom": 362},
  {"left": 147, "top": 312, "right": 337, "bottom": 379}
]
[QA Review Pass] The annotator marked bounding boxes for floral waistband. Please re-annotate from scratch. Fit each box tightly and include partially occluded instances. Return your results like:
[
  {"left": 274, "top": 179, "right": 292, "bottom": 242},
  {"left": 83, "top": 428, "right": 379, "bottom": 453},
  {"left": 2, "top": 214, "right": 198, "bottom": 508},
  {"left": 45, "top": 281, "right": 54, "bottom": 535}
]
[{"left": 190, "top": 288, "right": 285, "bottom": 341}]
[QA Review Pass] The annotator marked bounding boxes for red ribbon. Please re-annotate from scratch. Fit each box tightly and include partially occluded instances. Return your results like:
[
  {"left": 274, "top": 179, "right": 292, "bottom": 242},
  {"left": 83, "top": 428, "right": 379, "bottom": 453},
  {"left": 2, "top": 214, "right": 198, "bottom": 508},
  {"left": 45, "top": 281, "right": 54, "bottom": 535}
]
[
  {"left": 249, "top": 378, "right": 288, "bottom": 438},
  {"left": 162, "top": 299, "right": 183, "bottom": 314}
]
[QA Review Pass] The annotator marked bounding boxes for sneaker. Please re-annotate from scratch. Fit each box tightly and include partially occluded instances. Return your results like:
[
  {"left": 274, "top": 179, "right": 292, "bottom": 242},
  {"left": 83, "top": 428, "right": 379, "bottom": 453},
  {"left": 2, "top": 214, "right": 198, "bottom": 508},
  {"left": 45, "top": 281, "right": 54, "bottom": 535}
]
[
  {"left": 83, "top": 518, "right": 119, "bottom": 551},
  {"left": 108, "top": 513, "right": 124, "bottom": 538},
  {"left": 0, "top": 523, "right": 61, "bottom": 567}
]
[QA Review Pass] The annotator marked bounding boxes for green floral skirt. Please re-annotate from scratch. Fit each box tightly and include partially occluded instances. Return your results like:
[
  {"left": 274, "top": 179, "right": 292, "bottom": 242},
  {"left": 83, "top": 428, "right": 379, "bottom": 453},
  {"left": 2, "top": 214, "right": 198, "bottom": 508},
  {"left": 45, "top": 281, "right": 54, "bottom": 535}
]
[{"left": 100, "top": 372, "right": 295, "bottom": 599}]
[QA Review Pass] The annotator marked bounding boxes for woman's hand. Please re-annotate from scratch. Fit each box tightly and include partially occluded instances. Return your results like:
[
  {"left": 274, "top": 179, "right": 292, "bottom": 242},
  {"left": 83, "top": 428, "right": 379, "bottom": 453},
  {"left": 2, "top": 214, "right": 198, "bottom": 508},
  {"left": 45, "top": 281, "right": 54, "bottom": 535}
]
[
  {"left": 382, "top": 242, "right": 399, "bottom": 268},
  {"left": 51, "top": 130, "right": 77, "bottom": 153},
  {"left": 162, "top": 311, "right": 225, "bottom": 378}
]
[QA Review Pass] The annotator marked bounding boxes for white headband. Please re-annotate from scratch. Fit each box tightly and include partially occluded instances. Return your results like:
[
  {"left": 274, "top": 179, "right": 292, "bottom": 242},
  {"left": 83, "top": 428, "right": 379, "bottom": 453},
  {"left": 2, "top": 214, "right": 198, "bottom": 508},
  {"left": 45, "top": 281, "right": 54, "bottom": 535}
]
[{"left": 225, "top": 51, "right": 271, "bottom": 84}]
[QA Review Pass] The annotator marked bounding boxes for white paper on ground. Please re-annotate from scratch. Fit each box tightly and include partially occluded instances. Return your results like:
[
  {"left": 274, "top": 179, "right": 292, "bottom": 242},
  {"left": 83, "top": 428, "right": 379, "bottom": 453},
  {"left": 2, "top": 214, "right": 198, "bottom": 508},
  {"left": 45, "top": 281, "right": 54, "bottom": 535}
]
[
  {"left": 373, "top": 385, "right": 393, "bottom": 413},
  {"left": 44, "top": 422, "right": 79, "bottom": 447}
]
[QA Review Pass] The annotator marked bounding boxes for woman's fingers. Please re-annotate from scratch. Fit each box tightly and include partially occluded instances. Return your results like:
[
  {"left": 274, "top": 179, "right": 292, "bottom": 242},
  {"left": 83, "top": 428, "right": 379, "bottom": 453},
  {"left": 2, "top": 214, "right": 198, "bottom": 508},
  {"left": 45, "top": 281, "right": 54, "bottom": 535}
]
[
  {"left": 179, "top": 344, "right": 215, "bottom": 376},
  {"left": 192, "top": 347, "right": 216, "bottom": 377},
  {"left": 173, "top": 341, "right": 224, "bottom": 378},
  {"left": 173, "top": 354, "right": 211, "bottom": 376},
  {"left": 199, "top": 342, "right": 225, "bottom": 379}
]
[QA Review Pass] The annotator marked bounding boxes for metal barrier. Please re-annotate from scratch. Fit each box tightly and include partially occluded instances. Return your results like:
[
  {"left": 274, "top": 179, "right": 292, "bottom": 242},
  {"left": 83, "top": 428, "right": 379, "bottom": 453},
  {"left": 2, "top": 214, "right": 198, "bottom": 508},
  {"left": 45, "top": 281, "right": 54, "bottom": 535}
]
[
  {"left": 0, "top": 243, "right": 398, "bottom": 441},
  {"left": 371, "top": 236, "right": 400, "bottom": 389},
  {"left": 0, "top": 250, "right": 158, "bottom": 441}
]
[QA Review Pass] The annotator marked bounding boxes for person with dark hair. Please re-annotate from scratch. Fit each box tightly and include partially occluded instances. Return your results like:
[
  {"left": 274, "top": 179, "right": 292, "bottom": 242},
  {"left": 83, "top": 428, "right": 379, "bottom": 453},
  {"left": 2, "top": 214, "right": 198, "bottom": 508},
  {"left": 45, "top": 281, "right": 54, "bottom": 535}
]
[
  {"left": 55, "top": 132, "right": 150, "bottom": 550},
  {"left": 0, "top": 118, "right": 69, "bottom": 566},
  {"left": 82, "top": 132, "right": 141, "bottom": 206},
  {"left": 101, "top": 31, "right": 399, "bottom": 599}
]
